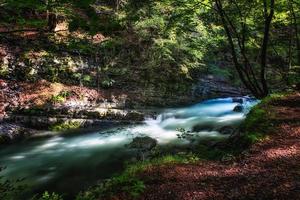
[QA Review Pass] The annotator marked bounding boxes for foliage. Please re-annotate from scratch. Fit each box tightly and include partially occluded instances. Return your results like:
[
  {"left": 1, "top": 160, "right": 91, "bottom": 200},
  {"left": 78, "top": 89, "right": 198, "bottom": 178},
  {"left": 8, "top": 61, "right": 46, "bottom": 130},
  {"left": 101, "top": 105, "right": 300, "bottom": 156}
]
[
  {"left": 0, "top": 167, "right": 25, "bottom": 200},
  {"left": 31, "top": 191, "right": 63, "bottom": 200},
  {"left": 50, "top": 91, "right": 71, "bottom": 104},
  {"left": 49, "top": 121, "right": 82, "bottom": 132},
  {"left": 0, "top": 0, "right": 298, "bottom": 98}
]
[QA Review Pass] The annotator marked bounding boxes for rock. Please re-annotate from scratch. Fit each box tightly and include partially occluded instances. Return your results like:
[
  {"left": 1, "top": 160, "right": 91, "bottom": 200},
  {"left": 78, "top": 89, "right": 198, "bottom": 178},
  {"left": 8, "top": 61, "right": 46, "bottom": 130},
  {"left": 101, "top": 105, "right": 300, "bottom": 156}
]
[
  {"left": 233, "top": 104, "right": 244, "bottom": 112},
  {"left": 84, "top": 110, "right": 103, "bottom": 119},
  {"left": 0, "top": 79, "right": 7, "bottom": 88},
  {"left": 232, "top": 97, "right": 244, "bottom": 104},
  {"left": 219, "top": 126, "right": 235, "bottom": 135},
  {"left": 245, "top": 96, "right": 257, "bottom": 102},
  {"left": 125, "top": 111, "right": 145, "bottom": 121},
  {"left": 0, "top": 123, "right": 32, "bottom": 144},
  {"left": 128, "top": 136, "right": 157, "bottom": 151},
  {"left": 192, "top": 75, "right": 249, "bottom": 100}
]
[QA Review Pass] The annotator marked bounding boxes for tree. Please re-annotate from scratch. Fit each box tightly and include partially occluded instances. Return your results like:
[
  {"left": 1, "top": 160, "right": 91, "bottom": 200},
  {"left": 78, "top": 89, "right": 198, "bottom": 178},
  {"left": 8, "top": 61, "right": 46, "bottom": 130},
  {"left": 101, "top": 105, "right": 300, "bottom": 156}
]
[{"left": 213, "top": 0, "right": 275, "bottom": 98}]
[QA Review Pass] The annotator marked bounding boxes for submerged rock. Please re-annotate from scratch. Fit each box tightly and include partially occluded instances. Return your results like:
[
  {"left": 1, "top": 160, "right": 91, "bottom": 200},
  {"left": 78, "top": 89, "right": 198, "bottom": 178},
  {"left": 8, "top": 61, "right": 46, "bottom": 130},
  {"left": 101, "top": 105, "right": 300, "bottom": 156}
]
[
  {"left": 128, "top": 136, "right": 157, "bottom": 151},
  {"left": 219, "top": 126, "right": 235, "bottom": 135},
  {"left": 233, "top": 104, "right": 244, "bottom": 112},
  {"left": 192, "top": 124, "right": 213, "bottom": 132},
  {"left": 128, "top": 136, "right": 158, "bottom": 161}
]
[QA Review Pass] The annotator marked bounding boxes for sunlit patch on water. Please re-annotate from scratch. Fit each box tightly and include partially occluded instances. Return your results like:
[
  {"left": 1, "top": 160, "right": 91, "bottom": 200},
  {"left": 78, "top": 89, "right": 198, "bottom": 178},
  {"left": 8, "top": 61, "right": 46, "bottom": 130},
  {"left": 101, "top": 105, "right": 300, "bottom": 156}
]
[{"left": 10, "top": 155, "right": 26, "bottom": 160}]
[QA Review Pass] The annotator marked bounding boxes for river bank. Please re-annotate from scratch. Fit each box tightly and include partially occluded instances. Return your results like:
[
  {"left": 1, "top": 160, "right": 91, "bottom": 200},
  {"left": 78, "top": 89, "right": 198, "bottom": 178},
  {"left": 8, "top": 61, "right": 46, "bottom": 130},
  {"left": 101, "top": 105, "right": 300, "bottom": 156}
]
[{"left": 77, "top": 92, "right": 300, "bottom": 200}]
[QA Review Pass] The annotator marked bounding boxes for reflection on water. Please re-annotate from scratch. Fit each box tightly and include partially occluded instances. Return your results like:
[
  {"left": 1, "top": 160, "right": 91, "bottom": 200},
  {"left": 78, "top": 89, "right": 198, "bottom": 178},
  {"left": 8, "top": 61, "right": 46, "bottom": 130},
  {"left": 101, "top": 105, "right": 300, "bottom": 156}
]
[{"left": 0, "top": 97, "right": 258, "bottom": 198}]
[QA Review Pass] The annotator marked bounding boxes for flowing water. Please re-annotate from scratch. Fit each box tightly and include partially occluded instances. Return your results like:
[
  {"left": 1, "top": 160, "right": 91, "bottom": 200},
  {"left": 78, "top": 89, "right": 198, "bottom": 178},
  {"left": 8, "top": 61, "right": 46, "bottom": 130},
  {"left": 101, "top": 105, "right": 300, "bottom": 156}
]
[{"left": 0, "top": 97, "right": 258, "bottom": 198}]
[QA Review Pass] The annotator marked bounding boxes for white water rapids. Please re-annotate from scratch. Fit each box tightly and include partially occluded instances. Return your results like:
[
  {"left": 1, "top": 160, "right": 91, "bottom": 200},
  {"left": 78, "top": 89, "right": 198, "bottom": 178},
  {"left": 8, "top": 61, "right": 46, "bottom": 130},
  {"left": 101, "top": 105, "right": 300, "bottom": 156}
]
[{"left": 0, "top": 97, "right": 258, "bottom": 198}]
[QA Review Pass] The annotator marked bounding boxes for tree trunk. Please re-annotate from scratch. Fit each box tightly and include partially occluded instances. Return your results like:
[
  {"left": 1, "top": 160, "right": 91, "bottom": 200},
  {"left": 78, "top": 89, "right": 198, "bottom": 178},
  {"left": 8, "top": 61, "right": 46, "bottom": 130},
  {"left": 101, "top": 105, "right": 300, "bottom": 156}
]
[
  {"left": 289, "top": 0, "right": 300, "bottom": 65},
  {"left": 48, "top": 13, "right": 57, "bottom": 32},
  {"left": 115, "top": 0, "right": 120, "bottom": 11},
  {"left": 260, "top": 0, "right": 275, "bottom": 97},
  {"left": 215, "top": 0, "right": 263, "bottom": 98}
]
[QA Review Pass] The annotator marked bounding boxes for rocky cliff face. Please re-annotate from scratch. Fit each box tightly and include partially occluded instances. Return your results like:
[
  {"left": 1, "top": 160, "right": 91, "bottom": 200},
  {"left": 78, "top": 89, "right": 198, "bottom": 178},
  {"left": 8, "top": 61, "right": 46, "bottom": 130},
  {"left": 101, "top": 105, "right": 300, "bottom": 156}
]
[{"left": 192, "top": 75, "right": 249, "bottom": 100}]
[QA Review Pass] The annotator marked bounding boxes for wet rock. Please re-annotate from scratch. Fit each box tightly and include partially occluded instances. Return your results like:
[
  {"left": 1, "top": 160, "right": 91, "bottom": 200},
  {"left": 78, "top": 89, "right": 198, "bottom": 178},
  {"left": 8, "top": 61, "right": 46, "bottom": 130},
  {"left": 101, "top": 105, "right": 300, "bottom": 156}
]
[
  {"left": 219, "top": 126, "right": 235, "bottom": 135},
  {"left": 192, "top": 75, "right": 249, "bottom": 100},
  {"left": 125, "top": 111, "right": 145, "bottom": 121},
  {"left": 0, "top": 123, "right": 32, "bottom": 144},
  {"left": 244, "top": 96, "right": 257, "bottom": 102},
  {"left": 233, "top": 104, "right": 244, "bottom": 112},
  {"left": 84, "top": 110, "right": 104, "bottom": 119},
  {"left": 128, "top": 136, "right": 157, "bottom": 151},
  {"left": 128, "top": 136, "right": 158, "bottom": 161},
  {"left": 232, "top": 97, "right": 244, "bottom": 104}
]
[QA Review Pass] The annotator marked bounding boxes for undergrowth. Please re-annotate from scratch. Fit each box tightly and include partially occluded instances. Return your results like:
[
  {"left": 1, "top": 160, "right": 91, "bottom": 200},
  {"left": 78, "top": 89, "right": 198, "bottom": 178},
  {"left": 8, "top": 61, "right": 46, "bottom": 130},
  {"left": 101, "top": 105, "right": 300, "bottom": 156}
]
[
  {"left": 76, "top": 154, "right": 200, "bottom": 200},
  {"left": 239, "top": 93, "right": 287, "bottom": 145}
]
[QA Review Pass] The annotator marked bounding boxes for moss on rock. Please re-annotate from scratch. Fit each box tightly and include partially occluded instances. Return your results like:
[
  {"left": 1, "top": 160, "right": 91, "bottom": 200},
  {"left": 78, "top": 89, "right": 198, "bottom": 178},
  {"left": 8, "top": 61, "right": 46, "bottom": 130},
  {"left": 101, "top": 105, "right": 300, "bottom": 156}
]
[{"left": 49, "top": 121, "right": 83, "bottom": 132}]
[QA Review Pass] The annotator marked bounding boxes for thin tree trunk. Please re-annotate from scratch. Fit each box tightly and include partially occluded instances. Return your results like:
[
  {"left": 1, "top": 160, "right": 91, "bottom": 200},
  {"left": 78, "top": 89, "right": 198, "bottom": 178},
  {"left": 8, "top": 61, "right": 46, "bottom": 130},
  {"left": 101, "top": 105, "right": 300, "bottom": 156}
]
[
  {"left": 115, "top": 0, "right": 120, "bottom": 11},
  {"left": 46, "top": 0, "right": 49, "bottom": 22},
  {"left": 260, "top": 0, "right": 275, "bottom": 96}
]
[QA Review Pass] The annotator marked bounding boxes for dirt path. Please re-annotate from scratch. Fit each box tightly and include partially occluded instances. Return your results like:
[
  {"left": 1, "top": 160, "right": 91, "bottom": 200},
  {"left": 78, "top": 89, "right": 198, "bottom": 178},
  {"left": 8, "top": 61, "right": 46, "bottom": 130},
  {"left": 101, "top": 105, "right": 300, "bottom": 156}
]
[{"left": 139, "top": 93, "right": 300, "bottom": 200}]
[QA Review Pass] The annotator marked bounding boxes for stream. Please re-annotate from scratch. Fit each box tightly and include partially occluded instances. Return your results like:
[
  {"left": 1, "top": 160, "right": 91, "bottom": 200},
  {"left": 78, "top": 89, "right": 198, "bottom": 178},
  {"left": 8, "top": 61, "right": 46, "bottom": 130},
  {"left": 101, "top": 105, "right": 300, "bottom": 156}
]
[{"left": 0, "top": 97, "right": 258, "bottom": 199}]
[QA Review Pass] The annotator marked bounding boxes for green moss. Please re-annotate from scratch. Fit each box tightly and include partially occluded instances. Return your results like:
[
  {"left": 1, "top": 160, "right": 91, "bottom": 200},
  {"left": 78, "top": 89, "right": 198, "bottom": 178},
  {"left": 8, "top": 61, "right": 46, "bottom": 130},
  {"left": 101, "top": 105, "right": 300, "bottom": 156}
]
[
  {"left": 239, "top": 93, "right": 289, "bottom": 146},
  {"left": 0, "top": 65, "right": 9, "bottom": 78},
  {"left": 50, "top": 121, "right": 82, "bottom": 132},
  {"left": 242, "top": 106, "right": 270, "bottom": 132},
  {"left": 243, "top": 132, "right": 265, "bottom": 144}
]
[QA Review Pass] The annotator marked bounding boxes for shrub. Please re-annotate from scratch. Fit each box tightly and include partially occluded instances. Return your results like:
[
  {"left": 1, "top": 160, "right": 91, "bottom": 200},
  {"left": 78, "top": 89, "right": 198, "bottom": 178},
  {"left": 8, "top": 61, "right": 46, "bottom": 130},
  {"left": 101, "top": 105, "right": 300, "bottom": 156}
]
[{"left": 50, "top": 91, "right": 71, "bottom": 104}]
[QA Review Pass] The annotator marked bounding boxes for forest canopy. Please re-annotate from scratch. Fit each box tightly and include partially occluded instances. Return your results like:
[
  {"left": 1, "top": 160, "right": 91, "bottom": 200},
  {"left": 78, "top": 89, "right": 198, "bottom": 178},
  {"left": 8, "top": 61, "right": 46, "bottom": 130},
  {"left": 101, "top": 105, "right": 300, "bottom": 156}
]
[{"left": 0, "top": 0, "right": 299, "bottom": 98}]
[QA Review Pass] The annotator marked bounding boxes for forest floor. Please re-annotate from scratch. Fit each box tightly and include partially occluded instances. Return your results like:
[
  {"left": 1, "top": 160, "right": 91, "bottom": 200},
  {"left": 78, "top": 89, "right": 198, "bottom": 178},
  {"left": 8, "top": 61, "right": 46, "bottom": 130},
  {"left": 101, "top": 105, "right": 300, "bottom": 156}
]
[{"left": 137, "top": 93, "right": 300, "bottom": 200}]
